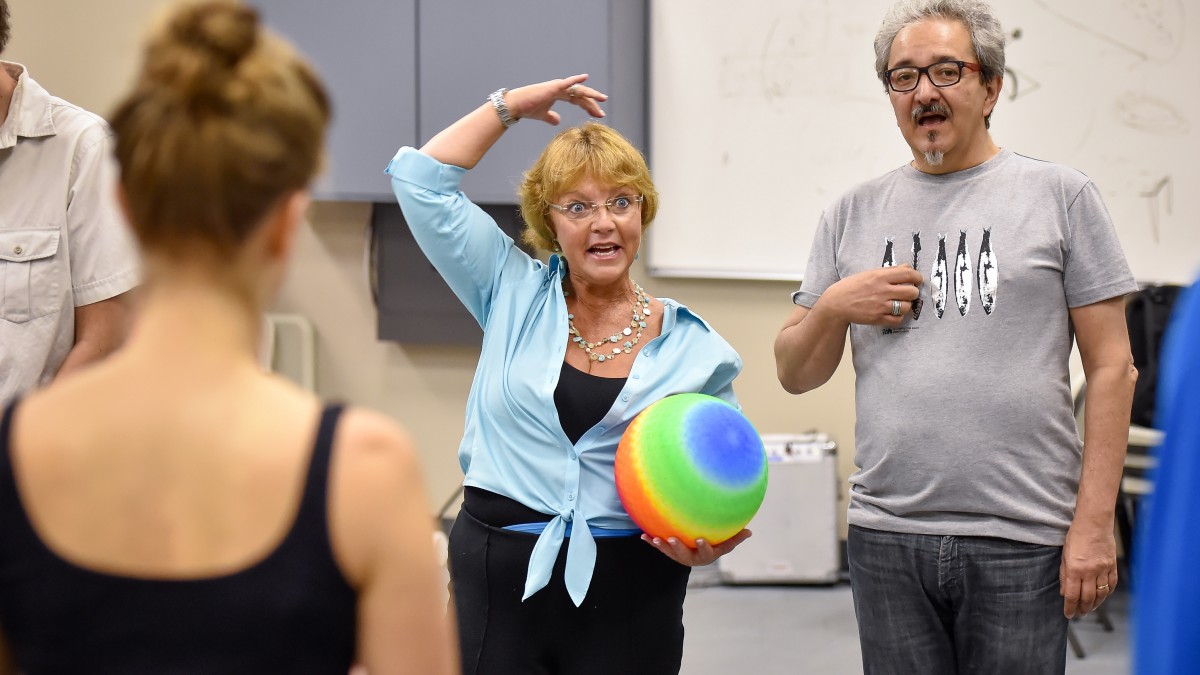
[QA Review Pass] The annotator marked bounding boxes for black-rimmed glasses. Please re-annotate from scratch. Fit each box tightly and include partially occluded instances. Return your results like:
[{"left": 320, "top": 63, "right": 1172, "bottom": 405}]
[
  {"left": 885, "top": 60, "right": 982, "bottom": 93},
  {"left": 548, "top": 195, "right": 643, "bottom": 221}
]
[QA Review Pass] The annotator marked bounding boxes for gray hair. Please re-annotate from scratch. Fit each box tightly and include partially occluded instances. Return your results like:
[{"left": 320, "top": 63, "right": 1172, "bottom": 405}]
[{"left": 874, "top": 0, "right": 1006, "bottom": 92}]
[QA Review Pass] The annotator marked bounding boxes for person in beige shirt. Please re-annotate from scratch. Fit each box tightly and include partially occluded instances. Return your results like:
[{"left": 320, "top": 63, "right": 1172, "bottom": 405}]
[{"left": 0, "top": 0, "right": 138, "bottom": 401}]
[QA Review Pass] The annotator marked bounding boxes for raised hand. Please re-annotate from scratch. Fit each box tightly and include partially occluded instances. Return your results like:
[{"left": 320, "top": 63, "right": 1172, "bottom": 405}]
[
  {"left": 505, "top": 74, "right": 607, "bottom": 125},
  {"left": 419, "top": 74, "right": 609, "bottom": 170}
]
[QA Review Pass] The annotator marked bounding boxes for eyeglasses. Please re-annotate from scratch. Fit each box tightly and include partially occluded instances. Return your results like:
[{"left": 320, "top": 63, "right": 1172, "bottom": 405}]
[
  {"left": 884, "top": 60, "right": 982, "bottom": 93},
  {"left": 548, "top": 195, "right": 643, "bottom": 221}
]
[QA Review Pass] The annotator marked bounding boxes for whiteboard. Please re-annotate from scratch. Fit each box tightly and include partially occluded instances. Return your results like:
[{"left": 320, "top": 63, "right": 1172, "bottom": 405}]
[{"left": 647, "top": 0, "right": 1199, "bottom": 283}]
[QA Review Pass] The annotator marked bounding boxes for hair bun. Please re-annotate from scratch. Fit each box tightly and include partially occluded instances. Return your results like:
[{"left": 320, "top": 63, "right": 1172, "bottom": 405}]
[
  {"left": 168, "top": 0, "right": 259, "bottom": 70},
  {"left": 140, "top": 1, "right": 262, "bottom": 110},
  {"left": 111, "top": 0, "right": 331, "bottom": 261}
]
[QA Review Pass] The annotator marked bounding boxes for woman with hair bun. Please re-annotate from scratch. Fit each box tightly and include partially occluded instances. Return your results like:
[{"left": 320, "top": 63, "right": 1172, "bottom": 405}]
[{"left": 0, "top": 2, "right": 457, "bottom": 673}]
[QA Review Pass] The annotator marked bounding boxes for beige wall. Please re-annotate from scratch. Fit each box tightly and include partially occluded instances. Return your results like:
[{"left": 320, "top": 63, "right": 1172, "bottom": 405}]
[{"left": 6, "top": 0, "right": 861, "bottom": 527}]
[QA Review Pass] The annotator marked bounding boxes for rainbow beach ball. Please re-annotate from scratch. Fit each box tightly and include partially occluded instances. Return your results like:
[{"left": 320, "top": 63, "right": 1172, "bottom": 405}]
[{"left": 615, "top": 393, "right": 768, "bottom": 546}]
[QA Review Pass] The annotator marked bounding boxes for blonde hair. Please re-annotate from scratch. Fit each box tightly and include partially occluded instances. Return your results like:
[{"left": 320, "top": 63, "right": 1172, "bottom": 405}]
[
  {"left": 109, "top": 0, "right": 330, "bottom": 258},
  {"left": 518, "top": 122, "right": 659, "bottom": 252}
]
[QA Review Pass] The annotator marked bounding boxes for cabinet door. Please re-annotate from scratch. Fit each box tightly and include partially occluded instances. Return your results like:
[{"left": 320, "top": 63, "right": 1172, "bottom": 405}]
[
  {"left": 254, "top": 0, "right": 418, "bottom": 201},
  {"left": 417, "top": 0, "right": 615, "bottom": 203}
]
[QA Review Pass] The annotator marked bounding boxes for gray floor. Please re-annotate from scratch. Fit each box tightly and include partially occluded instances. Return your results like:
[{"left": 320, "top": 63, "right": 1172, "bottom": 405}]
[{"left": 681, "top": 565, "right": 1130, "bottom": 675}]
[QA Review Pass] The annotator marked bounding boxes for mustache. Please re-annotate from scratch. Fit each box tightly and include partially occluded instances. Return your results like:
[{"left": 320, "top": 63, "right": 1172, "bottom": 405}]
[{"left": 911, "top": 103, "right": 952, "bottom": 121}]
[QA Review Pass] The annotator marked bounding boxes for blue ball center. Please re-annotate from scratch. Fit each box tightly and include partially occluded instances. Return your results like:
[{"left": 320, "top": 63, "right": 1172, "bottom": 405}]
[{"left": 684, "top": 402, "right": 764, "bottom": 488}]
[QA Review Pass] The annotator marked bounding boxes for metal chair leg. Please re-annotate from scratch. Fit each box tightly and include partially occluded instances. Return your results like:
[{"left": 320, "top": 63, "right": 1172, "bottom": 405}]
[
  {"left": 1095, "top": 602, "right": 1114, "bottom": 632},
  {"left": 1067, "top": 624, "right": 1086, "bottom": 659}
]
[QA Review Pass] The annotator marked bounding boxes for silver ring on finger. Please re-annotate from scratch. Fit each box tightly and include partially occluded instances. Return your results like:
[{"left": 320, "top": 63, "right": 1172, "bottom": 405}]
[
  {"left": 890, "top": 299, "right": 902, "bottom": 316},
  {"left": 1097, "top": 584, "right": 1110, "bottom": 591},
  {"left": 568, "top": 84, "right": 580, "bottom": 97}
]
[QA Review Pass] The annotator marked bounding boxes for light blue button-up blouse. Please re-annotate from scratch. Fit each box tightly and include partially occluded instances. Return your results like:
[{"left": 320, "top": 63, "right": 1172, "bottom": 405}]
[{"left": 386, "top": 147, "right": 742, "bottom": 605}]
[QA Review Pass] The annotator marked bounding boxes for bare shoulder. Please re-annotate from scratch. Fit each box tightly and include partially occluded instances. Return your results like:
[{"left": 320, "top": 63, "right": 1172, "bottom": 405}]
[
  {"left": 327, "top": 407, "right": 431, "bottom": 586},
  {"left": 329, "top": 417, "right": 455, "bottom": 672},
  {"left": 334, "top": 408, "right": 417, "bottom": 464},
  {"left": 329, "top": 408, "right": 424, "bottom": 497}
]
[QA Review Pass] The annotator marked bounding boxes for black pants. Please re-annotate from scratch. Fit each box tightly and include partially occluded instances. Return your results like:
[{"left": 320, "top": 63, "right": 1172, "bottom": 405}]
[{"left": 448, "top": 507, "right": 690, "bottom": 675}]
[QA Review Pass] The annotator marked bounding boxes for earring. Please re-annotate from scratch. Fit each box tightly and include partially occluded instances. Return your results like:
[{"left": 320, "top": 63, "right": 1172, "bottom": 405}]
[{"left": 552, "top": 240, "right": 561, "bottom": 252}]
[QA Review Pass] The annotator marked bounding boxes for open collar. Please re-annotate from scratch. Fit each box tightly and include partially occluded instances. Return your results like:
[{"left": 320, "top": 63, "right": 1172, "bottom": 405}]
[{"left": 0, "top": 62, "right": 57, "bottom": 150}]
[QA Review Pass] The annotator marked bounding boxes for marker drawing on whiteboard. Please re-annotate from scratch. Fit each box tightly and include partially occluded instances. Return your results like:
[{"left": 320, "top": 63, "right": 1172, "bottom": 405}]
[
  {"left": 1139, "top": 176, "right": 1173, "bottom": 244},
  {"left": 1031, "top": 0, "right": 1184, "bottom": 62}
]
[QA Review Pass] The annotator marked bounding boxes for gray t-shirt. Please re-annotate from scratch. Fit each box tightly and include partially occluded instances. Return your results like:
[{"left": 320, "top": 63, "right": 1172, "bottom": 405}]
[{"left": 793, "top": 149, "right": 1138, "bottom": 546}]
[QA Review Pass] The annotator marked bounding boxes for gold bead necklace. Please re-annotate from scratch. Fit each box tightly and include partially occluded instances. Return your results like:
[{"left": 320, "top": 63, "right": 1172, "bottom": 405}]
[{"left": 566, "top": 281, "right": 651, "bottom": 363}]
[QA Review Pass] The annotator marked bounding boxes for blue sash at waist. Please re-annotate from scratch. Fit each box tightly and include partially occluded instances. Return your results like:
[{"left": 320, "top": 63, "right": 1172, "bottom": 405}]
[{"left": 503, "top": 521, "right": 642, "bottom": 538}]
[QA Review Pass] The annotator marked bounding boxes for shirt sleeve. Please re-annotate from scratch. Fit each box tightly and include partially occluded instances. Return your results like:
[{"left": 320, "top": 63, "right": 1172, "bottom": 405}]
[
  {"left": 1062, "top": 181, "right": 1139, "bottom": 307},
  {"left": 702, "top": 348, "right": 742, "bottom": 410},
  {"left": 677, "top": 305, "right": 743, "bottom": 409},
  {"left": 791, "top": 210, "right": 840, "bottom": 308},
  {"left": 386, "top": 147, "right": 531, "bottom": 326},
  {"left": 66, "top": 131, "right": 139, "bottom": 306}
]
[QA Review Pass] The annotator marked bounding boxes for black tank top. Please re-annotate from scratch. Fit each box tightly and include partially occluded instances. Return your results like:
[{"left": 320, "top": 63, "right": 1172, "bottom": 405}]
[
  {"left": 0, "top": 402, "right": 357, "bottom": 674},
  {"left": 553, "top": 360, "right": 627, "bottom": 445},
  {"left": 465, "top": 361, "right": 627, "bottom": 527}
]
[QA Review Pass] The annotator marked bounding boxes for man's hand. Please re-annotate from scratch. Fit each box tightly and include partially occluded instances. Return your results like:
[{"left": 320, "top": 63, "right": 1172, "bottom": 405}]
[
  {"left": 1060, "top": 522, "right": 1118, "bottom": 618},
  {"left": 821, "top": 264, "right": 923, "bottom": 326}
]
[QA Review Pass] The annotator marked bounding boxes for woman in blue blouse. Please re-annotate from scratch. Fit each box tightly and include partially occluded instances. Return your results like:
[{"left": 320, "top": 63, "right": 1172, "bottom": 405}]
[{"left": 387, "top": 75, "right": 749, "bottom": 674}]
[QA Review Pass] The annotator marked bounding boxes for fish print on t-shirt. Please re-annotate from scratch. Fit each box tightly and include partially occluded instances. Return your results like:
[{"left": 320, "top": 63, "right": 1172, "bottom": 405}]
[
  {"left": 882, "top": 234, "right": 925, "bottom": 321},
  {"left": 910, "top": 232, "right": 923, "bottom": 320},
  {"left": 978, "top": 228, "right": 998, "bottom": 314},
  {"left": 879, "top": 228, "right": 999, "bottom": 329},
  {"left": 955, "top": 231, "right": 972, "bottom": 316},
  {"left": 931, "top": 234, "right": 949, "bottom": 319}
]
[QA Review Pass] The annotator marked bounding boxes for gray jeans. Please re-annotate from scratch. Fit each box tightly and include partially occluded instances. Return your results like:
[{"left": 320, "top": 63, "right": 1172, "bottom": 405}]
[{"left": 848, "top": 525, "right": 1068, "bottom": 675}]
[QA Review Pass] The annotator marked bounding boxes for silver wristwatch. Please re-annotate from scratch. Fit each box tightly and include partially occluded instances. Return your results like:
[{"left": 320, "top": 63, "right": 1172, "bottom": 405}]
[{"left": 487, "top": 88, "right": 518, "bottom": 128}]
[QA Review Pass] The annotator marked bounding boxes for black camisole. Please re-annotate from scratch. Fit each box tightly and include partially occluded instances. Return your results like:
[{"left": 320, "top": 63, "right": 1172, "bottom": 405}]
[
  {"left": 553, "top": 360, "right": 627, "bottom": 445},
  {"left": 464, "top": 361, "right": 627, "bottom": 527},
  {"left": 0, "top": 402, "right": 357, "bottom": 674}
]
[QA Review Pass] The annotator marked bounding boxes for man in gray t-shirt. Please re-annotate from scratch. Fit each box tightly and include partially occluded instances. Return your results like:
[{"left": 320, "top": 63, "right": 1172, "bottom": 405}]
[{"left": 774, "top": 1, "right": 1138, "bottom": 673}]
